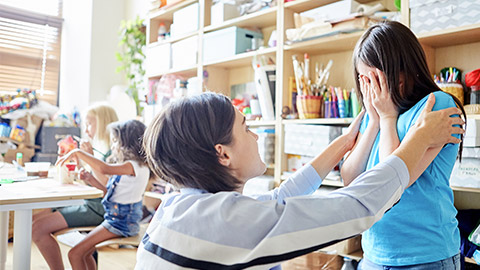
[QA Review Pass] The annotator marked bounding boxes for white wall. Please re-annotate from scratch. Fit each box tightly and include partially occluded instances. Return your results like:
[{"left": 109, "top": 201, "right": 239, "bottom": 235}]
[
  {"left": 59, "top": 0, "right": 147, "bottom": 112},
  {"left": 89, "top": 0, "right": 126, "bottom": 103},
  {"left": 58, "top": 0, "right": 93, "bottom": 111},
  {"left": 125, "top": 0, "right": 150, "bottom": 20}
]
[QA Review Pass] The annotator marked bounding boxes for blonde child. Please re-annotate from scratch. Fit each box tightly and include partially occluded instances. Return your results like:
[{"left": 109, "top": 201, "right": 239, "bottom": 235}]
[{"left": 32, "top": 103, "right": 118, "bottom": 270}]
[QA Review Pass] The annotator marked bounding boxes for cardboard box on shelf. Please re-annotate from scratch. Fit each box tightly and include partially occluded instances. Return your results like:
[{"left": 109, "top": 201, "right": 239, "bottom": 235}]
[
  {"left": 282, "top": 251, "right": 343, "bottom": 270},
  {"left": 211, "top": 2, "right": 240, "bottom": 26},
  {"left": 171, "top": 2, "right": 199, "bottom": 37},
  {"left": 410, "top": 0, "right": 480, "bottom": 35},
  {"left": 4, "top": 146, "right": 35, "bottom": 163}
]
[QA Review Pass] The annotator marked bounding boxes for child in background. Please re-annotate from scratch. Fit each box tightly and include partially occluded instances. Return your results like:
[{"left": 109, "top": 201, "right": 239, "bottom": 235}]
[
  {"left": 341, "top": 21, "right": 466, "bottom": 269},
  {"left": 135, "top": 92, "right": 463, "bottom": 269},
  {"left": 32, "top": 103, "right": 118, "bottom": 270},
  {"left": 56, "top": 119, "right": 150, "bottom": 270},
  {"left": 80, "top": 103, "right": 119, "bottom": 160}
]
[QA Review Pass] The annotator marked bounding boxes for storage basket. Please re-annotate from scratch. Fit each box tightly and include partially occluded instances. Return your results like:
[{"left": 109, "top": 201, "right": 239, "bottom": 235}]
[
  {"left": 296, "top": 95, "right": 322, "bottom": 119},
  {"left": 438, "top": 82, "right": 464, "bottom": 105}
]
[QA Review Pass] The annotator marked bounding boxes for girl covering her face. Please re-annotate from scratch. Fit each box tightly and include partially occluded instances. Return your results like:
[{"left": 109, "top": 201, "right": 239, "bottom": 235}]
[{"left": 342, "top": 21, "right": 465, "bottom": 269}]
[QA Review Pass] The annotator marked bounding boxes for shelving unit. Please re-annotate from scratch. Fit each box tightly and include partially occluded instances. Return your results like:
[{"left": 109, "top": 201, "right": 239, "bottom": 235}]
[{"left": 146, "top": 1, "right": 480, "bottom": 262}]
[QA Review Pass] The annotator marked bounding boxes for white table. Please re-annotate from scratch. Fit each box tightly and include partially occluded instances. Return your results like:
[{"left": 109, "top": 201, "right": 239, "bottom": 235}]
[{"left": 0, "top": 167, "right": 102, "bottom": 270}]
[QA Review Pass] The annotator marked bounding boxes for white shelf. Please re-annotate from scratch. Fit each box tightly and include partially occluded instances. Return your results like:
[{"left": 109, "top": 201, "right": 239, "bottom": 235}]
[
  {"left": 417, "top": 23, "right": 480, "bottom": 48},
  {"left": 203, "top": 47, "right": 276, "bottom": 68},
  {"left": 246, "top": 120, "right": 276, "bottom": 127},
  {"left": 284, "top": 31, "right": 363, "bottom": 54},
  {"left": 148, "top": 31, "right": 198, "bottom": 47},
  {"left": 283, "top": 118, "right": 353, "bottom": 125},
  {"left": 148, "top": 0, "right": 198, "bottom": 20},
  {"left": 284, "top": 0, "right": 338, "bottom": 13},
  {"left": 204, "top": 7, "right": 277, "bottom": 33},
  {"left": 147, "top": 64, "right": 198, "bottom": 78}
]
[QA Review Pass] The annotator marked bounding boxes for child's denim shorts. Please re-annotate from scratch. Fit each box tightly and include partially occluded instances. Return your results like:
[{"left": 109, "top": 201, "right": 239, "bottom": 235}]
[{"left": 101, "top": 200, "right": 143, "bottom": 237}]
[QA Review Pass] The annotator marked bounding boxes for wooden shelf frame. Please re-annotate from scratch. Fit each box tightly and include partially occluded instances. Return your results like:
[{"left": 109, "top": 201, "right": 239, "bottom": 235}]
[
  {"left": 147, "top": 31, "right": 199, "bottom": 48},
  {"left": 148, "top": 0, "right": 199, "bottom": 21},
  {"left": 283, "top": 118, "right": 353, "bottom": 125},
  {"left": 246, "top": 120, "right": 276, "bottom": 127},
  {"left": 203, "top": 47, "right": 276, "bottom": 68},
  {"left": 204, "top": 6, "right": 277, "bottom": 33},
  {"left": 146, "top": 64, "right": 198, "bottom": 78},
  {"left": 146, "top": 0, "right": 480, "bottom": 189}
]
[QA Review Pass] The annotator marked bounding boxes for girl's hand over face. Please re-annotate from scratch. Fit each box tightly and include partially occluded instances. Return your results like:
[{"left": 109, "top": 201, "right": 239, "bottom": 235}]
[
  {"left": 368, "top": 69, "right": 399, "bottom": 121},
  {"left": 360, "top": 75, "right": 379, "bottom": 125}
]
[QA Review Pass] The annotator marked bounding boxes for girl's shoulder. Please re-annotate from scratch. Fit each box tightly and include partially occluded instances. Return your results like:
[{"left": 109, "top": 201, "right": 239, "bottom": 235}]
[{"left": 406, "top": 91, "right": 456, "bottom": 115}]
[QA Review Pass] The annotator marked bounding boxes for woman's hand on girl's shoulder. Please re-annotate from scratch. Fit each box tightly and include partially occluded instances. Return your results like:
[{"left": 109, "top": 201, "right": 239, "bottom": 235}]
[{"left": 344, "top": 110, "right": 365, "bottom": 150}]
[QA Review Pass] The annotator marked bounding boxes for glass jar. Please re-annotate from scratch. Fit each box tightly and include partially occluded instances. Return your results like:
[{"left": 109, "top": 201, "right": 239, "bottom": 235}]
[{"left": 471, "top": 85, "right": 480, "bottom": 105}]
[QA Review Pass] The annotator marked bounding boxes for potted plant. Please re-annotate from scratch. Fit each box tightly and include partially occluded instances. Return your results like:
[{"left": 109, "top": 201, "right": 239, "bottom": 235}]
[{"left": 116, "top": 16, "right": 146, "bottom": 115}]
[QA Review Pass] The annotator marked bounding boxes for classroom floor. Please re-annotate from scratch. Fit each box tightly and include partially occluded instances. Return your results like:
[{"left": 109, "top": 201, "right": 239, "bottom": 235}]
[{"left": 5, "top": 241, "right": 137, "bottom": 269}]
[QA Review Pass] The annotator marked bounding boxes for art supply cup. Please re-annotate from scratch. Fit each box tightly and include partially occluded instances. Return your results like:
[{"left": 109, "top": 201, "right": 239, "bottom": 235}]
[
  {"left": 37, "top": 162, "right": 51, "bottom": 177},
  {"left": 296, "top": 95, "right": 322, "bottom": 119},
  {"left": 24, "top": 162, "right": 39, "bottom": 176}
]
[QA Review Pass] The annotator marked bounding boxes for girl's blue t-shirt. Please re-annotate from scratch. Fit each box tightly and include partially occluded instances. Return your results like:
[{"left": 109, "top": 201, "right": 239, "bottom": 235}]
[{"left": 359, "top": 91, "right": 460, "bottom": 266}]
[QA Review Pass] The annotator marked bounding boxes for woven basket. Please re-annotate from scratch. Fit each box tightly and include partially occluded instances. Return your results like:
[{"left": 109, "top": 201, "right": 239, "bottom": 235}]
[
  {"left": 297, "top": 95, "right": 322, "bottom": 119},
  {"left": 438, "top": 83, "right": 464, "bottom": 105},
  {"left": 465, "top": 104, "right": 480, "bottom": 115}
]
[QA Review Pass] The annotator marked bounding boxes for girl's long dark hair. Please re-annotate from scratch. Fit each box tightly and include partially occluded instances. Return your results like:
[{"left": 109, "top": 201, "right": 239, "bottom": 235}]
[
  {"left": 108, "top": 120, "right": 146, "bottom": 164},
  {"left": 353, "top": 20, "right": 465, "bottom": 160}
]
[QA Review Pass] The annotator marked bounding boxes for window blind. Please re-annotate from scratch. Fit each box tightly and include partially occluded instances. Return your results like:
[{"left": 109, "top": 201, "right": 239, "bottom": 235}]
[{"left": 0, "top": 0, "right": 63, "bottom": 105}]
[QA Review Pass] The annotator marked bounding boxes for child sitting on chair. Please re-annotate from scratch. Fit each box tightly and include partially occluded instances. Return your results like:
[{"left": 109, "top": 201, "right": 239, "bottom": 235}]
[{"left": 56, "top": 119, "right": 150, "bottom": 270}]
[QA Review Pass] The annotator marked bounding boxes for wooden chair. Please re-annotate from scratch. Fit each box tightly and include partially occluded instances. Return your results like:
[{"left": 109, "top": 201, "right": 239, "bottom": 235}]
[{"left": 53, "top": 222, "right": 148, "bottom": 249}]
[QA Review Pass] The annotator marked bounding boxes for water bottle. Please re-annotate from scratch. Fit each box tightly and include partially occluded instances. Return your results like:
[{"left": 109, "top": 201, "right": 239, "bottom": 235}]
[
  {"left": 158, "top": 22, "right": 167, "bottom": 41},
  {"left": 341, "top": 257, "right": 355, "bottom": 270}
]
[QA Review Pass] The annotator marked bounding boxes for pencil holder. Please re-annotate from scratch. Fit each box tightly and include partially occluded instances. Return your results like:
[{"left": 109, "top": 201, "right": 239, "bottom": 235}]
[
  {"left": 437, "top": 82, "right": 464, "bottom": 105},
  {"left": 297, "top": 95, "right": 322, "bottom": 119}
]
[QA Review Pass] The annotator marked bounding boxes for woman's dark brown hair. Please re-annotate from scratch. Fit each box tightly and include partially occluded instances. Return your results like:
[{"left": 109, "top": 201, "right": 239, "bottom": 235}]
[
  {"left": 353, "top": 20, "right": 465, "bottom": 159},
  {"left": 108, "top": 119, "right": 146, "bottom": 164},
  {"left": 143, "top": 92, "right": 241, "bottom": 193}
]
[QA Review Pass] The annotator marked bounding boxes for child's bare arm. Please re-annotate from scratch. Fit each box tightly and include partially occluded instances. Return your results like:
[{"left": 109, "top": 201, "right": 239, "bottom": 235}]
[
  {"left": 56, "top": 149, "right": 135, "bottom": 176},
  {"left": 79, "top": 168, "right": 107, "bottom": 194}
]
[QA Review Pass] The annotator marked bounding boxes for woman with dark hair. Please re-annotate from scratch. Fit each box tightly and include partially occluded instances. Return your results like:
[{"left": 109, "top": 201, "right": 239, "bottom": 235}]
[
  {"left": 341, "top": 21, "right": 466, "bottom": 269},
  {"left": 135, "top": 92, "right": 463, "bottom": 269},
  {"left": 56, "top": 120, "right": 150, "bottom": 270}
]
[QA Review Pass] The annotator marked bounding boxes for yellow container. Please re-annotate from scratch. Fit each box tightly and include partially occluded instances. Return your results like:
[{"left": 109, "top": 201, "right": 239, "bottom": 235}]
[
  {"left": 296, "top": 95, "right": 322, "bottom": 119},
  {"left": 438, "top": 82, "right": 464, "bottom": 105}
]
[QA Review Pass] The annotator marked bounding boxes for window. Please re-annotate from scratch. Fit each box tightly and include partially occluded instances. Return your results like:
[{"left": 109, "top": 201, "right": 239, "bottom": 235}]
[{"left": 0, "top": 0, "right": 63, "bottom": 105}]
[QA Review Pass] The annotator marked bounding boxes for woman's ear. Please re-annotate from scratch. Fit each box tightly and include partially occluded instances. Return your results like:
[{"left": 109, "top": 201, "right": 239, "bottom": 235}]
[{"left": 215, "top": 144, "right": 231, "bottom": 167}]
